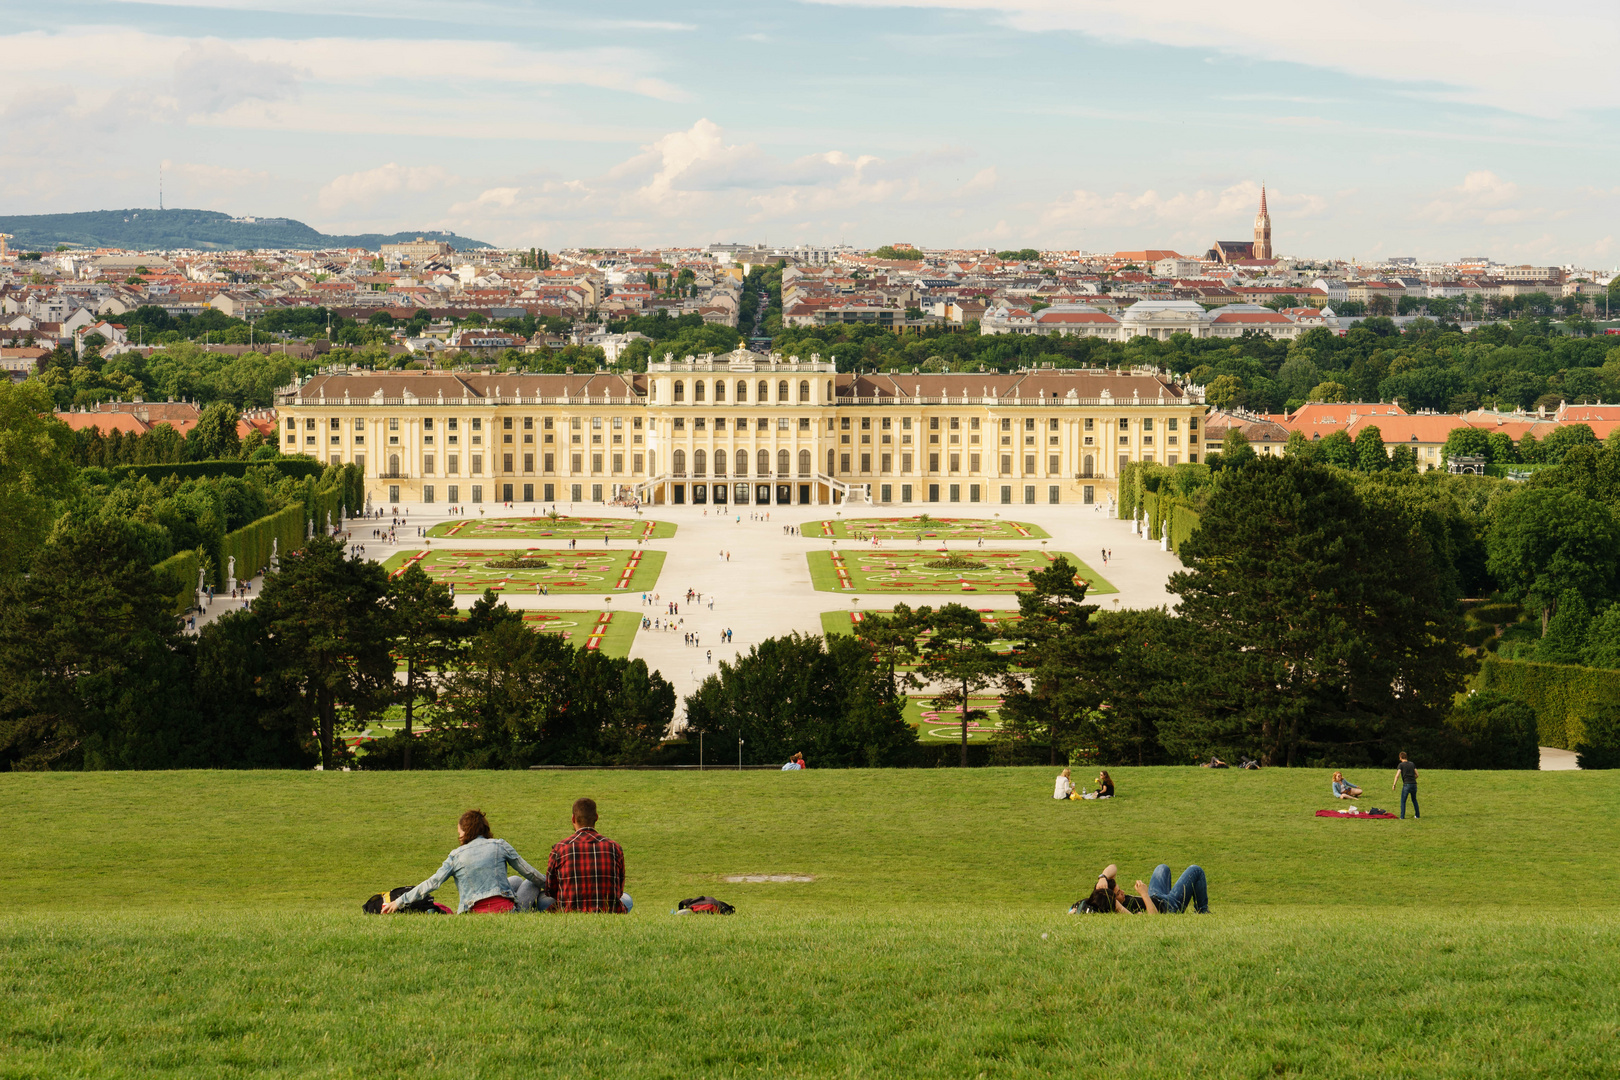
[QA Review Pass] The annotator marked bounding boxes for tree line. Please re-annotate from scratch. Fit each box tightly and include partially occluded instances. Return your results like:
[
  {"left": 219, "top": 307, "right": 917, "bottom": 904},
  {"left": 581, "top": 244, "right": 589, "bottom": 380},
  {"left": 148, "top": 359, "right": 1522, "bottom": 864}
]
[{"left": 0, "top": 526, "right": 674, "bottom": 772}]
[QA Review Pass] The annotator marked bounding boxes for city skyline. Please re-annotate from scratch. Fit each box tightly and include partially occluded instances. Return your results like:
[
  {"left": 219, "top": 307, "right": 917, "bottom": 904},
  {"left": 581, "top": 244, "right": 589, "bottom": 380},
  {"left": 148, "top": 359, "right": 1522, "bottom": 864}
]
[{"left": 4, "top": 1, "right": 1616, "bottom": 263}]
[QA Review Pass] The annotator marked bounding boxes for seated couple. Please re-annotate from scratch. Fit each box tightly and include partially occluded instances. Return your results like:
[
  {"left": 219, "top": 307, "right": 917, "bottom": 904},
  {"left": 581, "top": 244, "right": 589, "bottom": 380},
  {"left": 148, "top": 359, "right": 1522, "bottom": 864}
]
[
  {"left": 1072, "top": 862, "right": 1210, "bottom": 915},
  {"left": 381, "top": 798, "right": 632, "bottom": 915},
  {"left": 1053, "top": 768, "right": 1114, "bottom": 800},
  {"left": 1331, "top": 771, "right": 1363, "bottom": 799}
]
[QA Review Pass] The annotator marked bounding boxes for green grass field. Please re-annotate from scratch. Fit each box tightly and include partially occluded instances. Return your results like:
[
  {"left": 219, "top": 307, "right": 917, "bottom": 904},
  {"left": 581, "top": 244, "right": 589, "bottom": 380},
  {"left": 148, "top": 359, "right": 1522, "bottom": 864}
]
[
  {"left": 808, "top": 548, "right": 1114, "bottom": 594},
  {"left": 426, "top": 515, "right": 677, "bottom": 540},
  {"left": 382, "top": 547, "right": 665, "bottom": 594},
  {"left": 806, "top": 515, "right": 1050, "bottom": 540},
  {"left": 3, "top": 769, "right": 1617, "bottom": 1078}
]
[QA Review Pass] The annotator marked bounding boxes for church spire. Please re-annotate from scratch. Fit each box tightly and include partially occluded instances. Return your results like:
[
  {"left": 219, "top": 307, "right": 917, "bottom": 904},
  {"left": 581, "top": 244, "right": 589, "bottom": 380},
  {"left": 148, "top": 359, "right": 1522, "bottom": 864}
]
[{"left": 1253, "top": 184, "right": 1273, "bottom": 260}]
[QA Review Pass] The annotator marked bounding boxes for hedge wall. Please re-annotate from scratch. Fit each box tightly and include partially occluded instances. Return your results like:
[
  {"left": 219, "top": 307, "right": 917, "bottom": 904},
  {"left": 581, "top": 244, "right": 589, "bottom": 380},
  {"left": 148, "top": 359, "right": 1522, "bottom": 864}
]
[
  {"left": 111, "top": 459, "right": 326, "bottom": 484},
  {"left": 153, "top": 548, "right": 201, "bottom": 615},
  {"left": 219, "top": 503, "right": 307, "bottom": 587},
  {"left": 1475, "top": 657, "right": 1620, "bottom": 749},
  {"left": 1167, "top": 502, "right": 1202, "bottom": 555}
]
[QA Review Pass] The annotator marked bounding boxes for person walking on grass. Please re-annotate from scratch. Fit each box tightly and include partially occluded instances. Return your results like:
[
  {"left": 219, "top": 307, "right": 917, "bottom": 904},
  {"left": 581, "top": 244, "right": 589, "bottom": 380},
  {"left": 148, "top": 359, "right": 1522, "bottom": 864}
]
[
  {"left": 514, "top": 797, "right": 632, "bottom": 913},
  {"left": 1392, "top": 752, "right": 1420, "bottom": 819},
  {"left": 383, "top": 809, "right": 547, "bottom": 915}
]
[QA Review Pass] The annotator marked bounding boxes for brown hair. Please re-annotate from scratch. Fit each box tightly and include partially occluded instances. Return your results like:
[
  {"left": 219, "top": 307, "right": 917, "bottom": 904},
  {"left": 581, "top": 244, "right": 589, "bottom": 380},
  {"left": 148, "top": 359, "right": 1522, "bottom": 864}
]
[
  {"left": 1086, "top": 886, "right": 1115, "bottom": 913},
  {"left": 571, "top": 797, "right": 598, "bottom": 827},
  {"left": 1097, "top": 770, "right": 1112, "bottom": 786},
  {"left": 1399, "top": 752, "right": 1409, "bottom": 761},
  {"left": 459, "top": 809, "right": 492, "bottom": 843}
]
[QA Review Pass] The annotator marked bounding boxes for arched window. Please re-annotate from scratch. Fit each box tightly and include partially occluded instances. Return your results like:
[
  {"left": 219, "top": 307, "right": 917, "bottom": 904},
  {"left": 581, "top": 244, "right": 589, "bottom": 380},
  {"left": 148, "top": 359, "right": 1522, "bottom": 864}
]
[
  {"left": 647, "top": 451, "right": 656, "bottom": 475},
  {"left": 799, "top": 380, "right": 810, "bottom": 402},
  {"left": 673, "top": 449, "right": 686, "bottom": 475},
  {"left": 1083, "top": 454, "right": 1094, "bottom": 478},
  {"left": 736, "top": 449, "right": 749, "bottom": 476},
  {"left": 737, "top": 380, "right": 748, "bottom": 402},
  {"left": 714, "top": 380, "right": 726, "bottom": 403},
  {"left": 694, "top": 449, "right": 706, "bottom": 476},
  {"left": 758, "top": 380, "right": 769, "bottom": 402},
  {"left": 388, "top": 453, "right": 400, "bottom": 476},
  {"left": 826, "top": 449, "right": 835, "bottom": 475},
  {"left": 826, "top": 380, "right": 833, "bottom": 400},
  {"left": 673, "top": 380, "right": 684, "bottom": 402},
  {"left": 778, "top": 449, "right": 790, "bottom": 474},
  {"left": 778, "top": 380, "right": 789, "bottom": 402},
  {"left": 694, "top": 380, "right": 706, "bottom": 402},
  {"left": 757, "top": 448, "right": 770, "bottom": 476},
  {"left": 714, "top": 450, "right": 726, "bottom": 475},
  {"left": 798, "top": 449, "right": 811, "bottom": 476}
]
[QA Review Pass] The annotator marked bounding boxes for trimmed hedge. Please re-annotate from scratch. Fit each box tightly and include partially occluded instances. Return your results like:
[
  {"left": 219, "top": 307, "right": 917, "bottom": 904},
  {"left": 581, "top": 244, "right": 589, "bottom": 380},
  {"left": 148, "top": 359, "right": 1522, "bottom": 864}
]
[
  {"left": 111, "top": 459, "right": 326, "bottom": 484},
  {"left": 1167, "top": 502, "right": 1201, "bottom": 555},
  {"left": 1475, "top": 656, "right": 1620, "bottom": 750},
  {"left": 220, "top": 503, "right": 306, "bottom": 587},
  {"left": 153, "top": 549, "right": 202, "bottom": 615}
]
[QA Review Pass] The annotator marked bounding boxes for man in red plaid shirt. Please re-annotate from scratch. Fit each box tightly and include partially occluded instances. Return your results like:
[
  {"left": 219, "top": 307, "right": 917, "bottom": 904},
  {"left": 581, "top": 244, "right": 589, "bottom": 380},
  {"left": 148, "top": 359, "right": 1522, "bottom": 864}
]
[{"left": 542, "top": 798, "right": 632, "bottom": 913}]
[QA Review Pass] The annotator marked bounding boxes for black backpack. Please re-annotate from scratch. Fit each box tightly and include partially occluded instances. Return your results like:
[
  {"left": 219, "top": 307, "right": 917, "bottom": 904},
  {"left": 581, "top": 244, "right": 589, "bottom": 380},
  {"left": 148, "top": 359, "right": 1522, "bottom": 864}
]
[
  {"left": 677, "top": 896, "right": 736, "bottom": 915},
  {"left": 363, "top": 886, "right": 450, "bottom": 914}
]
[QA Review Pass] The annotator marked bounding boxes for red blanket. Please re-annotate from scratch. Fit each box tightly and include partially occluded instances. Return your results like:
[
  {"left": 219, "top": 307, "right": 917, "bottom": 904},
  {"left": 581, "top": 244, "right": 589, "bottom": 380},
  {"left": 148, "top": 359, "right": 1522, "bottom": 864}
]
[{"left": 1315, "top": 809, "right": 1396, "bottom": 819}]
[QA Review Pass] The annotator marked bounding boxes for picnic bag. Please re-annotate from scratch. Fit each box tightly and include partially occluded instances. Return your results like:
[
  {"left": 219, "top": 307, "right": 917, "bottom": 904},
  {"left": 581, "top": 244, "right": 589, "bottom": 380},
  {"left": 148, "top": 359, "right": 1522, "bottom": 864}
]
[
  {"left": 363, "top": 886, "right": 452, "bottom": 914},
  {"left": 676, "top": 896, "right": 736, "bottom": 915}
]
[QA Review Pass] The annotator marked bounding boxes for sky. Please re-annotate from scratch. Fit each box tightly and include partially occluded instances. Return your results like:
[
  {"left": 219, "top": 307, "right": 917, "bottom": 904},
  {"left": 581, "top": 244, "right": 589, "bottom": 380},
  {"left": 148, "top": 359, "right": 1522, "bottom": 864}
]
[{"left": 4, "top": 0, "right": 1618, "bottom": 263}]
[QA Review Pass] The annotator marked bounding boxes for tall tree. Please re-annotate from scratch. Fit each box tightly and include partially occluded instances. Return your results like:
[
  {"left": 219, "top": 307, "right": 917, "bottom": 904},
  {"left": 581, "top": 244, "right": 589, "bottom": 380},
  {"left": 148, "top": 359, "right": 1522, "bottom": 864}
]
[
  {"left": 852, "top": 602, "right": 925, "bottom": 698},
  {"left": 0, "top": 381, "right": 78, "bottom": 579},
  {"left": 1171, "top": 457, "right": 1474, "bottom": 766},
  {"left": 386, "top": 563, "right": 459, "bottom": 770},
  {"left": 187, "top": 401, "right": 242, "bottom": 460},
  {"left": 916, "top": 604, "right": 1007, "bottom": 766},
  {"left": 255, "top": 534, "right": 395, "bottom": 769},
  {"left": 999, "top": 556, "right": 1098, "bottom": 763},
  {"left": 0, "top": 513, "right": 192, "bottom": 769},
  {"left": 1486, "top": 488, "right": 1620, "bottom": 633}
]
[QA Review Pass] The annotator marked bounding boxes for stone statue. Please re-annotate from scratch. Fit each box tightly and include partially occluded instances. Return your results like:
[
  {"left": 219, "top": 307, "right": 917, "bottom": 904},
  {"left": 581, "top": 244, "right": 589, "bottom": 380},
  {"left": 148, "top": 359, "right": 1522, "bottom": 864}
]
[
  {"left": 227, "top": 556, "right": 237, "bottom": 594},
  {"left": 307, "top": 517, "right": 313, "bottom": 541},
  {"left": 270, "top": 537, "right": 280, "bottom": 574},
  {"left": 326, "top": 510, "right": 333, "bottom": 535}
]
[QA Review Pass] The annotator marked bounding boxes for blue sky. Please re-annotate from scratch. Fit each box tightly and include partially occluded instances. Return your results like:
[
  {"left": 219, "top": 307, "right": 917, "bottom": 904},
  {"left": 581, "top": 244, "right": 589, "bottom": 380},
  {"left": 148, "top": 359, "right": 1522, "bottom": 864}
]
[{"left": 5, "top": 0, "right": 1617, "bottom": 263}]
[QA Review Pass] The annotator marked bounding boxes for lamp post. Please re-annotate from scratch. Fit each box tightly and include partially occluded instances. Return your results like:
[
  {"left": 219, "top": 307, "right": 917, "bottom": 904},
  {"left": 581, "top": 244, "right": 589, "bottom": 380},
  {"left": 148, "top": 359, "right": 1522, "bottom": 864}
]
[{"left": 738, "top": 738, "right": 744, "bottom": 771}]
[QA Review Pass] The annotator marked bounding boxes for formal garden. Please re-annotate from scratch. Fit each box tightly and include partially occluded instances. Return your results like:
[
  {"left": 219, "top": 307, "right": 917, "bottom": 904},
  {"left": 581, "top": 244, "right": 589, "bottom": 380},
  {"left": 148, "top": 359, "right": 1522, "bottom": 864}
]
[
  {"left": 807, "top": 548, "right": 1113, "bottom": 594},
  {"left": 425, "top": 515, "right": 677, "bottom": 540},
  {"left": 382, "top": 547, "right": 665, "bottom": 593},
  {"left": 808, "top": 514, "right": 1049, "bottom": 540}
]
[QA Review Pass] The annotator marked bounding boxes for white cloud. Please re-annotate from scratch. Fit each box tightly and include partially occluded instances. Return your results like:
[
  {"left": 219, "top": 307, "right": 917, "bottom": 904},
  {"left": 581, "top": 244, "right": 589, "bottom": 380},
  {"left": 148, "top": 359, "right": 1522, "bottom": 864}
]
[
  {"left": 804, "top": 0, "right": 1620, "bottom": 114},
  {"left": 172, "top": 41, "right": 302, "bottom": 117},
  {"left": 319, "top": 164, "right": 460, "bottom": 211}
]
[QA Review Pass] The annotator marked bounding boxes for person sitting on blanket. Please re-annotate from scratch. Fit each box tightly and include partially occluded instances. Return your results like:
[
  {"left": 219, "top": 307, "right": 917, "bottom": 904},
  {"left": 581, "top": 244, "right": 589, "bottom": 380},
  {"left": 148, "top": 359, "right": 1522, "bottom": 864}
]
[
  {"left": 1054, "top": 768, "right": 1078, "bottom": 800},
  {"left": 1093, "top": 770, "right": 1115, "bottom": 799},
  {"left": 1331, "top": 771, "right": 1363, "bottom": 799},
  {"left": 382, "top": 809, "right": 548, "bottom": 915}
]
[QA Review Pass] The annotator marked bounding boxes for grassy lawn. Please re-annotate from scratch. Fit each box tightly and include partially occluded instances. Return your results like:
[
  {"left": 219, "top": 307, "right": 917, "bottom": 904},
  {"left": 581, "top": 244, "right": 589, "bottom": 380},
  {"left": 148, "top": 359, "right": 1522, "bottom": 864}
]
[
  {"left": 426, "top": 515, "right": 677, "bottom": 540},
  {"left": 2, "top": 769, "right": 1617, "bottom": 1078},
  {"left": 808, "top": 548, "right": 1114, "bottom": 594},
  {"left": 806, "top": 515, "right": 1050, "bottom": 540},
  {"left": 382, "top": 548, "right": 665, "bottom": 594}
]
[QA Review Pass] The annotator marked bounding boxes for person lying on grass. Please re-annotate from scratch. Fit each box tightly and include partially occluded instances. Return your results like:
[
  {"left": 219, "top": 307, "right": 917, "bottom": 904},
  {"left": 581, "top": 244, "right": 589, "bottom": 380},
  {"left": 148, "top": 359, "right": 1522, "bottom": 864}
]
[
  {"left": 1074, "top": 863, "right": 1210, "bottom": 914},
  {"left": 1073, "top": 864, "right": 1146, "bottom": 913},
  {"left": 382, "top": 809, "right": 548, "bottom": 915},
  {"left": 1331, "top": 771, "right": 1363, "bottom": 799},
  {"left": 514, "top": 797, "right": 633, "bottom": 913}
]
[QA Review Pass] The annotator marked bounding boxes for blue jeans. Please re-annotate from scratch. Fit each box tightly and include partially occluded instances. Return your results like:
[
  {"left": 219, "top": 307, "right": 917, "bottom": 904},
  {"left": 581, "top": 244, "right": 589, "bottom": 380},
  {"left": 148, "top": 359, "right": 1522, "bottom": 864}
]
[
  {"left": 1400, "top": 784, "right": 1419, "bottom": 819},
  {"left": 1148, "top": 863, "right": 1209, "bottom": 914},
  {"left": 510, "top": 876, "right": 632, "bottom": 912}
]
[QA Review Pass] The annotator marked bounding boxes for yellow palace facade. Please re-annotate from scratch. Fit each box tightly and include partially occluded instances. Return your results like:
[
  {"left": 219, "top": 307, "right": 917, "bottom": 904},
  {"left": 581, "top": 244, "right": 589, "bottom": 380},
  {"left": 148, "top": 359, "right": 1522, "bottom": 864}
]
[{"left": 274, "top": 349, "right": 1205, "bottom": 511}]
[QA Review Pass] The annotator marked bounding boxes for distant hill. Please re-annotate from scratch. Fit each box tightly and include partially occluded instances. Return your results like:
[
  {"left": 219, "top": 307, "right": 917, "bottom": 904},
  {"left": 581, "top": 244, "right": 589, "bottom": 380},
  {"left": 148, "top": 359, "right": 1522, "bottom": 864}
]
[{"left": 0, "top": 209, "right": 493, "bottom": 253}]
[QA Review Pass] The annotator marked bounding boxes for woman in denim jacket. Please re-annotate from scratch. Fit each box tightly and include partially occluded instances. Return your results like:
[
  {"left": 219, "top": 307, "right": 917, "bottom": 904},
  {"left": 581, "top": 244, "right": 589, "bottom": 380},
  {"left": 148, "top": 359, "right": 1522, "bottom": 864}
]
[{"left": 382, "top": 809, "right": 548, "bottom": 914}]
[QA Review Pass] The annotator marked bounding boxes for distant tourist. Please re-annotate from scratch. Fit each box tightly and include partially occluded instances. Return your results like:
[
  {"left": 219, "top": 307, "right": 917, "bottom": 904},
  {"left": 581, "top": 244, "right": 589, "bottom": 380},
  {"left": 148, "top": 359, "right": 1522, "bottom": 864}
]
[
  {"left": 1201, "top": 755, "right": 1229, "bottom": 769},
  {"left": 382, "top": 809, "right": 547, "bottom": 915},
  {"left": 524, "top": 798, "right": 632, "bottom": 913},
  {"left": 1392, "top": 752, "right": 1420, "bottom": 819},
  {"left": 1331, "top": 771, "right": 1363, "bottom": 799},
  {"left": 1137, "top": 863, "right": 1210, "bottom": 914},
  {"left": 1053, "top": 767, "right": 1077, "bottom": 800}
]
